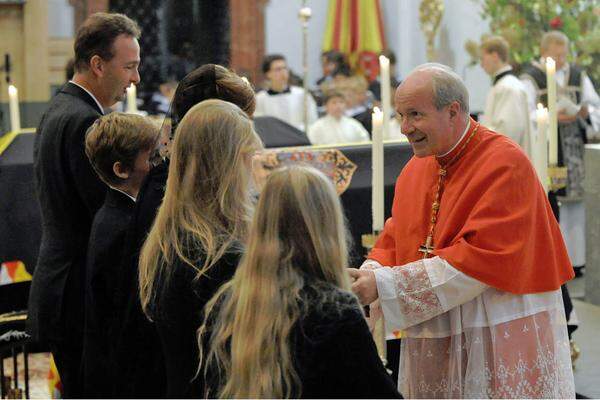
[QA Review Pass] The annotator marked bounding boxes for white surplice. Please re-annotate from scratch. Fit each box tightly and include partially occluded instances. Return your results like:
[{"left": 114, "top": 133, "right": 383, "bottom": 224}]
[
  {"left": 254, "top": 86, "right": 318, "bottom": 132},
  {"left": 481, "top": 68, "right": 532, "bottom": 158},
  {"left": 522, "top": 62, "right": 600, "bottom": 267},
  {"left": 522, "top": 61, "right": 600, "bottom": 140},
  {"left": 307, "top": 114, "right": 370, "bottom": 145},
  {"left": 361, "top": 256, "right": 574, "bottom": 399}
]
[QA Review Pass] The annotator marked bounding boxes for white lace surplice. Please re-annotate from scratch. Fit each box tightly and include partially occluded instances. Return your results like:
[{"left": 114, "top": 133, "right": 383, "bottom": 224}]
[{"left": 363, "top": 257, "right": 574, "bottom": 399}]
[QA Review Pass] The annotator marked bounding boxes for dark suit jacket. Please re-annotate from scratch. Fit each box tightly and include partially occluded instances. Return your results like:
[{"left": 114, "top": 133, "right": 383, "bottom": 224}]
[
  {"left": 28, "top": 82, "right": 106, "bottom": 343},
  {"left": 111, "top": 161, "right": 168, "bottom": 398},
  {"left": 82, "top": 188, "right": 134, "bottom": 398}
]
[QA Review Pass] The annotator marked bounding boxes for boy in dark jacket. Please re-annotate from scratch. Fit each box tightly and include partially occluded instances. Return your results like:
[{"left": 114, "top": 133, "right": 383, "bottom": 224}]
[{"left": 82, "top": 112, "right": 158, "bottom": 398}]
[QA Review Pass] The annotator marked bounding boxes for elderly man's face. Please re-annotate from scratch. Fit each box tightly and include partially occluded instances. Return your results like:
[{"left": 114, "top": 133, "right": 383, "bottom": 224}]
[
  {"left": 543, "top": 42, "right": 568, "bottom": 71},
  {"left": 395, "top": 72, "right": 459, "bottom": 158}
]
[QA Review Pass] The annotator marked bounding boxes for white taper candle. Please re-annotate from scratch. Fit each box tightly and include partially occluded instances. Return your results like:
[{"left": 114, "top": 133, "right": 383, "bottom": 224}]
[
  {"left": 535, "top": 103, "right": 549, "bottom": 192},
  {"left": 546, "top": 57, "right": 558, "bottom": 165},
  {"left": 379, "top": 55, "right": 391, "bottom": 140},
  {"left": 371, "top": 107, "right": 384, "bottom": 232},
  {"left": 8, "top": 85, "right": 21, "bottom": 133},
  {"left": 126, "top": 83, "right": 138, "bottom": 113}
]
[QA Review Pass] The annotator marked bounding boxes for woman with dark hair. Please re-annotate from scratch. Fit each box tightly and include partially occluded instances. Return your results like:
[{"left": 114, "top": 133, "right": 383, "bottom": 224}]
[{"left": 111, "top": 64, "right": 256, "bottom": 398}]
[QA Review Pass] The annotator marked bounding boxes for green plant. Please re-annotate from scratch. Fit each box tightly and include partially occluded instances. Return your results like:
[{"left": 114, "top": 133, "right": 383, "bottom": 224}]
[{"left": 473, "top": 0, "right": 599, "bottom": 83}]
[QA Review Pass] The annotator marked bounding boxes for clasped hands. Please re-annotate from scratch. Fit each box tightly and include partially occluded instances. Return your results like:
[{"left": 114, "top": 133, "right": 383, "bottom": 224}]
[
  {"left": 558, "top": 103, "right": 588, "bottom": 123},
  {"left": 348, "top": 268, "right": 379, "bottom": 305}
]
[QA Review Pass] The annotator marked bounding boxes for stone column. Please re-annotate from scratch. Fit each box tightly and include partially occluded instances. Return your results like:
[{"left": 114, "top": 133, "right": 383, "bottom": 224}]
[
  {"left": 23, "top": 0, "right": 49, "bottom": 103},
  {"left": 229, "top": 0, "right": 267, "bottom": 86},
  {"left": 585, "top": 144, "right": 600, "bottom": 306}
]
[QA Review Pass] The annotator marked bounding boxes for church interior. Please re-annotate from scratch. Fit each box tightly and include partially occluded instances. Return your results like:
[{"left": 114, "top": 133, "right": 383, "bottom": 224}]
[{"left": 1, "top": 0, "right": 599, "bottom": 398}]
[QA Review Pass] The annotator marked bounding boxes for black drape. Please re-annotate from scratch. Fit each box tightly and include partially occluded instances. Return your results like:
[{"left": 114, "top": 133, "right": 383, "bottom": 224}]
[{"left": 109, "top": 0, "right": 230, "bottom": 92}]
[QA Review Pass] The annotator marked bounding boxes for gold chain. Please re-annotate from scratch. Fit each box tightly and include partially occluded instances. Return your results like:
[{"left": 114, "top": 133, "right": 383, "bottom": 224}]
[{"left": 420, "top": 123, "right": 480, "bottom": 258}]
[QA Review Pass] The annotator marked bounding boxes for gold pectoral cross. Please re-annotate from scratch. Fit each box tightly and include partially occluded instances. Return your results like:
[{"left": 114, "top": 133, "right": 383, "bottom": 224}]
[{"left": 418, "top": 235, "right": 434, "bottom": 258}]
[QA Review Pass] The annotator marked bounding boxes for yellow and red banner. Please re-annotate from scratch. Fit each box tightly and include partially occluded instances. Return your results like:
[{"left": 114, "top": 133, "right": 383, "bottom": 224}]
[
  {"left": 0, "top": 261, "right": 32, "bottom": 285},
  {"left": 322, "top": 0, "right": 387, "bottom": 80}
]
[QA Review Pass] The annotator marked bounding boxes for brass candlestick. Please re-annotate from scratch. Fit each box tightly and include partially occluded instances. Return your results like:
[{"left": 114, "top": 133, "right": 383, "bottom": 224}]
[
  {"left": 361, "top": 231, "right": 380, "bottom": 253},
  {"left": 548, "top": 164, "right": 567, "bottom": 192}
]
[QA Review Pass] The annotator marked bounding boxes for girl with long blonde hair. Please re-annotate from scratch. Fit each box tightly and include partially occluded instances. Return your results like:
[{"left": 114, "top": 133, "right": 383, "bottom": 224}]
[
  {"left": 199, "top": 166, "right": 399, "bottom": 398},
  {"left": 138, "top": 99, "right": 262, "bottom": 397}
]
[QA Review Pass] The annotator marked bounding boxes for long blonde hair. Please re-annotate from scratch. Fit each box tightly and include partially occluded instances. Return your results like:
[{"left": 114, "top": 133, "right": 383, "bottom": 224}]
[
  {"left": 139, "top": 99, "right": 262, "bottom": 319},
  {"left": 199, "top": 165, "right": 351, "bottom": 398}
]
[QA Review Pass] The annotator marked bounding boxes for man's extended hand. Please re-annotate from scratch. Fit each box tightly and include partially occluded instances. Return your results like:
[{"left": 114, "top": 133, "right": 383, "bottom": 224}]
[
  {"left": 348, "top": 268, "right": 378, "bottom": 305},
  {"left": 558, "top": 111, "right": 577, "bottom": 123}
]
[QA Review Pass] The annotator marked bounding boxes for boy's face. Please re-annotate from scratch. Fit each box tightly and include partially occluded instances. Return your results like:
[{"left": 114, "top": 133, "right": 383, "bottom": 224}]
[
  {"left": 266, "top": 59, "right": 289, "bottom": 88},
  {"left": 125, "top": 148, "right": 153, "bottom": 197},
  {"left": 479, "top": 50, "right": 500, "bottom": 76},
  {"left": 326, "top": 96, "right": 346, "bottom": 118}
]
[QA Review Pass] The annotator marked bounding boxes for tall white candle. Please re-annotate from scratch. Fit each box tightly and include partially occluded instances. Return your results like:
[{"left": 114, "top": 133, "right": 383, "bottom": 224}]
[
  {"left": 371, "top": 107, "right": 384, "bottom": 232},
  {"left": 379, "top": 55, "right": 392, "bottom": 140},
  {"left": 535, "top": 103, "right": 549, "bottom": 192},
  {"left": 8, "top": 85, "right": 21, "bottom": 133},
  {"left": 126, "top": 83, "right": 138, "bottom": 113},
  {"left": 546, "top": 57, "right": 558, "bottom": 165}
]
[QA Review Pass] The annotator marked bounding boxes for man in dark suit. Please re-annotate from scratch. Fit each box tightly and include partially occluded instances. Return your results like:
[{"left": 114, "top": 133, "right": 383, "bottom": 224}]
[{"left": 29, "top": 13, "right": 141, "bottom": 397}]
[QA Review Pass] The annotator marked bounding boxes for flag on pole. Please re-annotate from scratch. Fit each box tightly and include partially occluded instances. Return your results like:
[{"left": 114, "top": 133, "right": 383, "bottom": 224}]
[{"left": 322, "top": 0, "right": 387, "bottom": 81}]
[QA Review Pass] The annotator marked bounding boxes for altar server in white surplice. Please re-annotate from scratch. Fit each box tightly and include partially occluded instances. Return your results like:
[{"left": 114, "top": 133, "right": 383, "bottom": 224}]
[
  {"left": 520, "top": 31, "right": 600, "bottom": 273},
  {"left": 479, "top": 36, "right": 532, "bottom": 158},
  {"left": 308, "top": 91, "right": 370, "bottom": 145},
  {"left": 255, "top": 54, "right": 318, "bottom": 132}
]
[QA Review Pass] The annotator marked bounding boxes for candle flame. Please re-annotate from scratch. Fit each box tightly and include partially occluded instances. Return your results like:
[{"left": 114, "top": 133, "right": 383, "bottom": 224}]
[
  {"left": 545, "top": 57, "right": 556, "bottom": 73},
  {"left": 379, "top": 55, "right": 390, "bottom": 67},
  {"left": 8, "top": 85, "right": 17, "bottom": 96},
  {"left": 299, "top": 7, "right": 312, "bottom": 18}
]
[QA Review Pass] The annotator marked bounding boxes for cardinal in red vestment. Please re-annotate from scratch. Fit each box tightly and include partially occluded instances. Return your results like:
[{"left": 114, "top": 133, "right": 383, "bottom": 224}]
[{"left": 350, "top": 63, "right": 575, "bottom": 399}]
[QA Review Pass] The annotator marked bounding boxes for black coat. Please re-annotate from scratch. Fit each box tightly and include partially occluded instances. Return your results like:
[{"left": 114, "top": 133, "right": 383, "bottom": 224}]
[
  {"left": 154, "top": 250, "right": 241, "bottom": 398},
  {"left": 82, "top": 189, "right": 135, "bottom": 398},
  {"left": 28, "top": 82, "right": 105, "bottom": 343},
  {"left": 203, "top": 280, "right": 401, "bottom": 399},
  {"left": 111, "top": 162, "right": 168, "bottom": 398}
]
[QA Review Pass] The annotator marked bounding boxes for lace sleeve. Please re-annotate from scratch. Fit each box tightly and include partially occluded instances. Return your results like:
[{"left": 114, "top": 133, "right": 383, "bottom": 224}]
[
  {"left": 373, "top": 257, "right": 488, "bottom": 331},
  {"left": 359, "top": 259, "right": 383, "bottom": 271}
]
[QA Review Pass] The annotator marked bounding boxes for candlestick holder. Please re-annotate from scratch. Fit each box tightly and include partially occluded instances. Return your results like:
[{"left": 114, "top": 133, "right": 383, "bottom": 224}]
[
  {"left": 361, "top": 230, "right": 381, "bottom": 252},
  {"left": 548, "top": 165, "right": 567, "bottom": 192},
  {"left": 359, "top": 230, "right": 392, "bottom": 375}
]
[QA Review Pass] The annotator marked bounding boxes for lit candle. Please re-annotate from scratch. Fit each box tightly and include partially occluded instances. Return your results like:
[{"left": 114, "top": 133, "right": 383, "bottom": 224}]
[
  {"left": 299, "top": 7, "right": 312, "bottom": 19},
  {"left": 8, "top": 85, "right": 21, "bottom": 133},
  {"left": 371, "top": 107, "right": 384, "bottom": 232},
  {"left": 546, "top": 57, "right": 558, "bottom": 165},
  {"left": 379, "top": 55, "right": 392, "bottom": 140},
  {"left": 535, "top": 103, "right": 549, "bottom": 192},
  {"left": 126, "top": 83, "right": 138, "bottom": 113}
]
